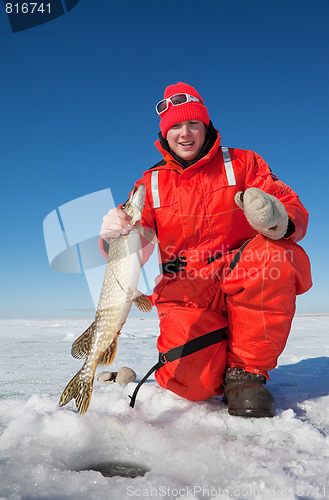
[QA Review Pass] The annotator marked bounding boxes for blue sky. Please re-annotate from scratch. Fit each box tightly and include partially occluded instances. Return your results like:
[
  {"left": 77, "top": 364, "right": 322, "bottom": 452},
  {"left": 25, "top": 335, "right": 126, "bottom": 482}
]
[{"left": 0, "top": 0, "right": 328, "bottom": 318}]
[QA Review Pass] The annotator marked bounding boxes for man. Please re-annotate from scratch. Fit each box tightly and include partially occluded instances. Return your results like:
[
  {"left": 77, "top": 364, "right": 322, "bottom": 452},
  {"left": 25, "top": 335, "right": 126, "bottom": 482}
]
[{"left": 100, "top": 82, "right": 312, "bottom": 417}]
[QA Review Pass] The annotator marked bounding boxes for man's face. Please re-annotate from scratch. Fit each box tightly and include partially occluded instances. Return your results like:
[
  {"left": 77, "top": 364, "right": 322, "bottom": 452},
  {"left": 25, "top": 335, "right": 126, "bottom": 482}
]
[{"left": 166, "top": 120, "right": 206, "bottom": 162}]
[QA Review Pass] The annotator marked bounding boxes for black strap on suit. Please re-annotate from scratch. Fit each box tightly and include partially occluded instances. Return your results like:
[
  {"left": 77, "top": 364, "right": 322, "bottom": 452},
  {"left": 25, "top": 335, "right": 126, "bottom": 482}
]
[{"left": 129, "top": 327, "right": 227, "bottom": 408}]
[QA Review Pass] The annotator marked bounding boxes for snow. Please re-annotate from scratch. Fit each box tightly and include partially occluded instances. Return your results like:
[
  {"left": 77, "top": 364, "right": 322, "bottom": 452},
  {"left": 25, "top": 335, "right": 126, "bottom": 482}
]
[{"left": 1, "top": 315, "right": 329, "bottom": 500}]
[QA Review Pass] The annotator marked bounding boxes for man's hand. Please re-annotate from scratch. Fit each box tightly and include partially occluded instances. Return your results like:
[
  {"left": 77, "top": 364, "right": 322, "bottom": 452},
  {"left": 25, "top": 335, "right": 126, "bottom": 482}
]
[
  {"left": 100, "top": 207, "right": 133, "bottom": 243},
  {"left": 235, "top": 187, "right": 289, "bottom": 240}
]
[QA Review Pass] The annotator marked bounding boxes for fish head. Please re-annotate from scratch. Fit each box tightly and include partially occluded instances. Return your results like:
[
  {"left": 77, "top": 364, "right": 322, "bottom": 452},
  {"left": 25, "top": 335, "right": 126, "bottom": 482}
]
[{"left": 122, "top": 184, "right": 146, "bottom": 225}]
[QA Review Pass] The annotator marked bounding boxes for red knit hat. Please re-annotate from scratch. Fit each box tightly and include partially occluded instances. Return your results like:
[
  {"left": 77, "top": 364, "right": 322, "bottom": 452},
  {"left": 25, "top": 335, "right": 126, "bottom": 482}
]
[{"left": 158, "top": 82, "right": 210, "bottom": 138}]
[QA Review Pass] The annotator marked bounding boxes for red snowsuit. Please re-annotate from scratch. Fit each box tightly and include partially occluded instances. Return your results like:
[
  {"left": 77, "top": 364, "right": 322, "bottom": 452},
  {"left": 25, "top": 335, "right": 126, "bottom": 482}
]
[{"left": 103, "top": 128, "right": 312, "bottom": 401}]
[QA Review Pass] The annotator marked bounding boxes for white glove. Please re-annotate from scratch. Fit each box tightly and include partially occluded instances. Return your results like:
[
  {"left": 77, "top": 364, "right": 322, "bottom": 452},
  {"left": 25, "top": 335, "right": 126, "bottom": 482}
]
[
  {"left": 235, "top": 188, "right": 289, "bottom": 240},
  {"left": 100, "top": 207, "right": 133, "bottom": 243}
]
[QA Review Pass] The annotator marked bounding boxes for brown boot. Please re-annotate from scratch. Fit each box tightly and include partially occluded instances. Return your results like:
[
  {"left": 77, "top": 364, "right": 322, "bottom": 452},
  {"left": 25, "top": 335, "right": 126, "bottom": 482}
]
[{"left": 224, "top": 367, "right": 275, "bottom": 418}]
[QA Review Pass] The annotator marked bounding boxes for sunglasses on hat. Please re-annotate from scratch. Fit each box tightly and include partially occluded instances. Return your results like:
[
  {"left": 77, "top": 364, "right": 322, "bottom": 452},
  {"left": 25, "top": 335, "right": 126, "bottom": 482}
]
[{"left": 155, "top": 93, "right": 202, "bottom": 115}]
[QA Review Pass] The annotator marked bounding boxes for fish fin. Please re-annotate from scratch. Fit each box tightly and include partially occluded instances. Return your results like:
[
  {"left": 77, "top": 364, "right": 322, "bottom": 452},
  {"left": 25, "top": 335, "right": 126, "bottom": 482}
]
[
  {"left": 97, "top": 336, "right": 118, "bottom": 366},
  {"left": 59, "top": 369, "right": 95, "bottom": 415},
  {"left": 134, "top": 225, "right": 159, "bottom": 244},
  {"left": 141, "top": 227, "right": 159, "bottom": 244},
  {"left": 71, "top": 323, "right": 94, "bottom": 359},
  {"left": 133, "top": 293, "right": 153, "bottom": 312}
]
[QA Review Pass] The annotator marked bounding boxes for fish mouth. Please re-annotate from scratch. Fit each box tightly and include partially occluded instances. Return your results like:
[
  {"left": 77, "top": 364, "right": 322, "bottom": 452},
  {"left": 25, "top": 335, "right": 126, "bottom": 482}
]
[
  {"left": 122, "top": 184, "right": 146, "bottom": 224},
  {"left": 129, "top": 184, "right": 146, "bottom": 222}
]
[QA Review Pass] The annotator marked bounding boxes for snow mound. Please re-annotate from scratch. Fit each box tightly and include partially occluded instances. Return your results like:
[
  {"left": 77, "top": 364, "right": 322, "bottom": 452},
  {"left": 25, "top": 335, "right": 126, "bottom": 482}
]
[{"left": 0, "top": 316, "right": 328, "bottom": 499}]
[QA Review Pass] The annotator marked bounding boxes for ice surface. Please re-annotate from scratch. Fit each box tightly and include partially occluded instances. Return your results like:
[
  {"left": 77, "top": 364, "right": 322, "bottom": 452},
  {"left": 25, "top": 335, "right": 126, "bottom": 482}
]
[{"left": 0, "top": 315, "right": 328, "bottom": 499}]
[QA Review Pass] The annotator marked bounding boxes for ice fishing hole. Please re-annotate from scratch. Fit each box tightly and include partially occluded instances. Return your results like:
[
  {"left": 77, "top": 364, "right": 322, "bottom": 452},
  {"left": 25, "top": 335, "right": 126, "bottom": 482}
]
[{"left": 76, "top": 462, "right": 150, "bottom": 478}]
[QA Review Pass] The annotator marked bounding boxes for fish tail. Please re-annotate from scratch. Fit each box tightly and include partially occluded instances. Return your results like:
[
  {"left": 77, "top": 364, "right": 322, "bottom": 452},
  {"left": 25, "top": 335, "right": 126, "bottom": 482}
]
[{"left": 59, "top": 370, "right": 95, "bottom": 415}]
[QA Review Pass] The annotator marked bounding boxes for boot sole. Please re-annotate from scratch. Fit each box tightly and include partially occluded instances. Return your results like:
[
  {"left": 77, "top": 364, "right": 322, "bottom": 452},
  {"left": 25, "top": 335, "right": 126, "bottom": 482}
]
[{"left": 228, "top": 407, "right": 274, "bottom": 418}]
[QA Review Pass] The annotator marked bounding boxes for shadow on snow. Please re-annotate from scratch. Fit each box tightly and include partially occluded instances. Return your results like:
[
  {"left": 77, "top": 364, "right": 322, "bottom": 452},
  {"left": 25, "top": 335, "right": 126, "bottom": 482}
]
[{"left": 270, "top": 357, "right": 329, "bottom": 416}]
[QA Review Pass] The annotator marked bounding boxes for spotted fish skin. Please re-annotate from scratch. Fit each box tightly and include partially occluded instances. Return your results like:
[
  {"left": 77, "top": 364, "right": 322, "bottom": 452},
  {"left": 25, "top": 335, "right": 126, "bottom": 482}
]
[{"left": 59, "top": 184, "right": 152, "bottom": 414}]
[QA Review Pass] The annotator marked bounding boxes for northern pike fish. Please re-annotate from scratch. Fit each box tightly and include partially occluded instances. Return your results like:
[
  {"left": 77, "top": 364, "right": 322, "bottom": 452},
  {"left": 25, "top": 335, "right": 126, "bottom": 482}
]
[{"left": 59, "top": 184, "right": 153, "bottom": 414}]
